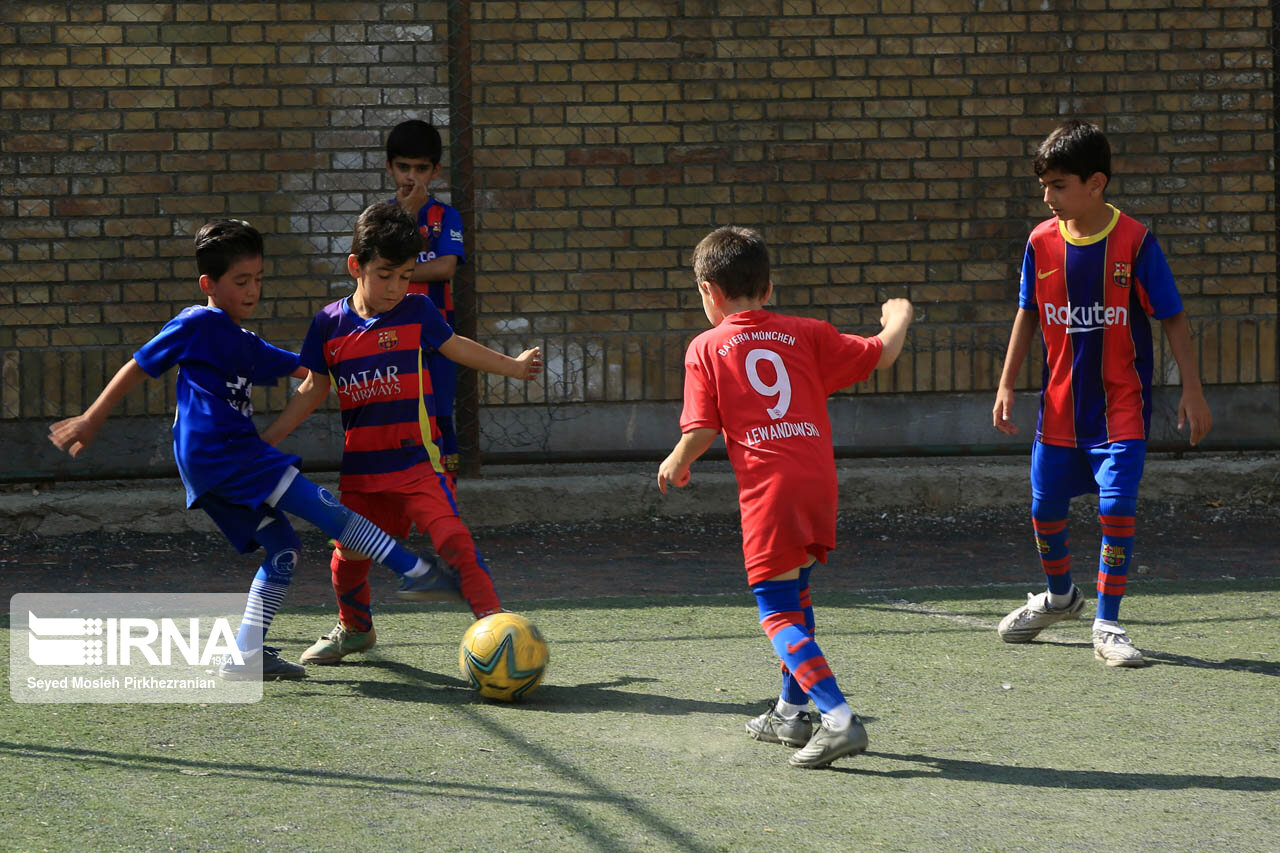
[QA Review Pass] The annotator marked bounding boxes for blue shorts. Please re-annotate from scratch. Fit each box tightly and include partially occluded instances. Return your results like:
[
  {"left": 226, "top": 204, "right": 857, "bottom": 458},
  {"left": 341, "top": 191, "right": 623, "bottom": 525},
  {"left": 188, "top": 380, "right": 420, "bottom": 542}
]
[
  {"left": 194, "top": 464, "right": 297, "bottom": 554},
  {"left": 1030, "top": 440, "right": 1145, "bottom": 501}
]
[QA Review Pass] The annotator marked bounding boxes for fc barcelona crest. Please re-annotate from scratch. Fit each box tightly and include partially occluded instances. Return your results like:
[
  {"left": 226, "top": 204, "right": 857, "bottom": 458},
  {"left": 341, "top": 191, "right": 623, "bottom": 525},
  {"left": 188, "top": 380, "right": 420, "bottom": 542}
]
[
  {"left": 1112, "top": 261, "right": 1131, "bottom": 288},
  {"left": 377, "top": 329, "right": 398, "bottom": 350}
]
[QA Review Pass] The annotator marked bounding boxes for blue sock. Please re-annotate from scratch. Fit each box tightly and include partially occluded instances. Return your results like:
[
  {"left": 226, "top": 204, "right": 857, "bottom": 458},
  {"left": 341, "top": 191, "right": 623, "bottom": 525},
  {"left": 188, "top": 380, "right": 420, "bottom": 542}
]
[
  {"left": 1032, "top": 497, "right": 1073, "bottom": 598},
  {"left": 753, "top": 576, "right": 846, "bottom": 716},
  {"left": 234, "top": 516, "right": 299, "bottom": 655},
  {"left": 1096, "top": 496, "right": 1137, "bottom": 622},
  {"left": 779, "top": 564, "right": 816, "bottom": 707},
  {"left": 271, "top": 473, "right": 425, "bottom": 577}
]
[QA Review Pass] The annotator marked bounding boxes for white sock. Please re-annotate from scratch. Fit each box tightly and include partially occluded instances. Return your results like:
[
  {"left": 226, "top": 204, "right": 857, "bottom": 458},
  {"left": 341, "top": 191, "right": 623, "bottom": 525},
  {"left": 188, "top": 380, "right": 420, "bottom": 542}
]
[
  {"left": 820, "top": 703, "right": 853, "bottom": 731},
  {"left": 1046, "top": 588, "right": 1074, "bottom": 609},
  {"left": 404, "top": 558, "right": 431, "bottom": 578},
  {"left": 775, "top": 699, "right": 806, "bottom": 719},
  {"left": 1093, "top": 618, "right": 1124, "bottom": 634}
]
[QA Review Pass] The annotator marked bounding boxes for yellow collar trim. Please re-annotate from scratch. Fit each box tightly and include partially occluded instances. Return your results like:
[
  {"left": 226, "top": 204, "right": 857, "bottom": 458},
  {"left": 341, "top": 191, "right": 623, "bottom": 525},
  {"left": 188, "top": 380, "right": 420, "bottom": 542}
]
[{"left": 1058, "top": 204, "right": 1120, "bottom": 246}]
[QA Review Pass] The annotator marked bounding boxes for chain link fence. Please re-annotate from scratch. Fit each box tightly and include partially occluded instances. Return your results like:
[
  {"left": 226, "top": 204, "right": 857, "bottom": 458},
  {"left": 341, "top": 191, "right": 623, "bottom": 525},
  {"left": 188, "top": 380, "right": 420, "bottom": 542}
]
[{"left": 0, "top": 1, "right": 1275, "bottom": 480}]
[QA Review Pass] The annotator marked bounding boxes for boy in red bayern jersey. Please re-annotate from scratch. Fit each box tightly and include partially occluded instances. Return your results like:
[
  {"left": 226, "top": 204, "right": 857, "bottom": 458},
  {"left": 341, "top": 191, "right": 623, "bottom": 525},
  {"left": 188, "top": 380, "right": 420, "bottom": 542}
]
[
  {"left": 657, "top": 226, "right": 913, "bottom": 769},
  {"left": 262, "top": 202, "right": 542, "bottom": 664},
  {"left": 992, "top": 119, "right": 1212, "bottom": 666}
]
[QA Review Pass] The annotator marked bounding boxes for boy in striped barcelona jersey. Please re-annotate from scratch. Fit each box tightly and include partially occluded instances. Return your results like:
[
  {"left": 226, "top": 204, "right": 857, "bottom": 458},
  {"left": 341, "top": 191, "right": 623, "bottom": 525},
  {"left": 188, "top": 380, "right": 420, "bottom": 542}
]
[
  {"left": 993, "top": 119, "right": 1212, "bottom": 666},
  {"left": 383, "top": 119, "right": 467, "bottom": 486},
  {"left": 261, "top": 202, "right": 541, "bottom": 664},
  {"left": 48, "top": 219, "right": 456, "bottom": 681},
  {"left": 658, "top": 226, "right": 913, "bottom": 769}
]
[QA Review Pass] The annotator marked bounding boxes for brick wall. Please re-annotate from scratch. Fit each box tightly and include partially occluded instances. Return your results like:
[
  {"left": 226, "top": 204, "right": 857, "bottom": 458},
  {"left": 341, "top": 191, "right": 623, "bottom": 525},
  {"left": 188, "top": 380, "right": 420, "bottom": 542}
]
[{"left": 0, "top": 1, "right": 1274, "bottom": 452}]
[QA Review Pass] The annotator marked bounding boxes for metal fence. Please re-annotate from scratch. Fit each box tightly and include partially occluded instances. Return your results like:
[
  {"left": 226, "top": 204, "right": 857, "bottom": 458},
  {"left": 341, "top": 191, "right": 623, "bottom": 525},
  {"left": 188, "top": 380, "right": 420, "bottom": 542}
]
[{"left": 0, "top": 1, "right": 1275, "bottom": 480}]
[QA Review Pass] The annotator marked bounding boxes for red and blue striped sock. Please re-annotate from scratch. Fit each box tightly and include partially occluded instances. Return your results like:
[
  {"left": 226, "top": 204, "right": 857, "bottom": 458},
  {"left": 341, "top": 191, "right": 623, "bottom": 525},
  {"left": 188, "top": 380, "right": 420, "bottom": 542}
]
[
  {"left": 1096, "top": 496, "right": 1137, "bottom": 622},
  {"left": 753, "top": 576, "right": 845, "bottom": 716},
  {"left": 1032, "top": 497, "right": 1072, "bottom": 599}
]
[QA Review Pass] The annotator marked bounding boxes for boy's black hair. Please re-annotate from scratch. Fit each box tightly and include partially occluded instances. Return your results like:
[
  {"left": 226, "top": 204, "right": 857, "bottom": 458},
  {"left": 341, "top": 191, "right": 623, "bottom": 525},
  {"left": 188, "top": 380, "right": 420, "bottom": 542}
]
[
  {"left": 194, "top": 219, "right": 263, "bottom": 280},
  {"left": 1033, "top": 119, "right": 1111, "bottom": 184},
  {"left": 351, "top": 201, "right": 422, "bottom": 267},
  {"left": 692, "top": 226, "right": 770, "bottom": 302},
  {"left": 386, "top": 119, "right": 443, "bottom": 166}
]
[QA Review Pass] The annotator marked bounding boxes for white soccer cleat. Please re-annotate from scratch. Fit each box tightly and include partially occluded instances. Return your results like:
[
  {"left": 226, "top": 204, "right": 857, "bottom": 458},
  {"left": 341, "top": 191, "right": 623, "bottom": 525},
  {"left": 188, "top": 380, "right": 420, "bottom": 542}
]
[
  {"left": 1092, "top": 627, "right": 1146, "bottom": 667},
  {"left": 997, "top": 585, "right": 1085, "bottom": 643}
]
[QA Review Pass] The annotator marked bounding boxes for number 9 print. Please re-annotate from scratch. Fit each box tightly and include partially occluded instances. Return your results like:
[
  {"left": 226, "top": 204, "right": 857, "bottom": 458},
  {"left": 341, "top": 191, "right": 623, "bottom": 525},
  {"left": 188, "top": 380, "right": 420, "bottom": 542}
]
[{"left": 745, "top": 349, "right": 791, "bottom": 420}]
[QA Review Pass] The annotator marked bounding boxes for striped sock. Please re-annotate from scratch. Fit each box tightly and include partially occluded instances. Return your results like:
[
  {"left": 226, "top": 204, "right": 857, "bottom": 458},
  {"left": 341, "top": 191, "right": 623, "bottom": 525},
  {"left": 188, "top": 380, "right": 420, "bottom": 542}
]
[
  {"left": 753, "top": 576, "right": 846, "bottom": 716},
  {"left": 779, "top": 563, "right": 817, "bottom": 707},
  {"left": 1032, "top": 497, "right": 1073, "bottom": 602},
  {"left": 1096, "top": 496, "right": 1137, "bottom": 622},
  {"left": 271, "top": 474, "right": 423, "bottom": 577},
  {"left": 235, "top": 517, "right": 298, "bottom": 655}
]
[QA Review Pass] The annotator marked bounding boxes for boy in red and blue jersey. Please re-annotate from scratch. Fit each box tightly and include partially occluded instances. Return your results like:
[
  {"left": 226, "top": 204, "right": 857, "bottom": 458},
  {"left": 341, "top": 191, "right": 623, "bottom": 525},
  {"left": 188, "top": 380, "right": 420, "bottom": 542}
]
[
  {"left": 993, "top": 119, "right": 1212, "bottom": 666},
  {"left": 658, "top": 226, "right": 913, "bottom": 769},
  {"left": 263, "top": 202, "right": 541, "bottom": 664},
  {"left": 385, "top": 119, "right": 466, "bottom": 483}
]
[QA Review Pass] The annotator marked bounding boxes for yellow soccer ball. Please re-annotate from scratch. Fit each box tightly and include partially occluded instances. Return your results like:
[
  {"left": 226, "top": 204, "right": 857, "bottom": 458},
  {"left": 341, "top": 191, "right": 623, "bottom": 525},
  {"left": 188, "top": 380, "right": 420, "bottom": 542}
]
[{"left": 458, "top": 612, "right": 549, "bottom": 701}]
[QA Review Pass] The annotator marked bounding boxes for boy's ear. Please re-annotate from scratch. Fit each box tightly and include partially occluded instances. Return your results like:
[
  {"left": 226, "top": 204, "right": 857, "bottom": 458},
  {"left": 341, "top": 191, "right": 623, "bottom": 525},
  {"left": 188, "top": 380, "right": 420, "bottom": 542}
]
[
  {"left": 429, "top": 161, "right": 442, "bottom": 181},
  {"left": 699, "top": 280, "right": 719, "bottom": 301},
  {"left": 763, "top": 280, "right": 774, "bottom": 304},
  {"left": 1087, "top": 171, "right": 1108, "bottom": 195},
  {"left": 198, "top": 274, "right": 214, "bottom": 295},
  {"left": 347, "top": 254, "right": 362, "bottom": 277}
]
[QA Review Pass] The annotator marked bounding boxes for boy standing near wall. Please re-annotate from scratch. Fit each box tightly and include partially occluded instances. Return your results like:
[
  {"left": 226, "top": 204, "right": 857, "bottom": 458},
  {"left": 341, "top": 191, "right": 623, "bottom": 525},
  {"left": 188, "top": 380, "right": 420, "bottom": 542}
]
[
  {"left": 385, "top": 119, "right": 467, "bottom": 483},
  {"left": 992, "top": 119, "right": 1212, "bottom": 666},
  {"left": 658, "top": 226, "right": 913, "bottom": 768}
]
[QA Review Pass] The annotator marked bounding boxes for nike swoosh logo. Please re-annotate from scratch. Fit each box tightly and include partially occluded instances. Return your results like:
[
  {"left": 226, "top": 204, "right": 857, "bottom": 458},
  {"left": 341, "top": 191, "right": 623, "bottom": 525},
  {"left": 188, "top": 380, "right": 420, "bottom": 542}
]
[
  {"left": 786, "top": 638, "right": 812, "bottom": 654},
  {"left": 1037, "top": 268, "right": 1059, "bottom": 280}
]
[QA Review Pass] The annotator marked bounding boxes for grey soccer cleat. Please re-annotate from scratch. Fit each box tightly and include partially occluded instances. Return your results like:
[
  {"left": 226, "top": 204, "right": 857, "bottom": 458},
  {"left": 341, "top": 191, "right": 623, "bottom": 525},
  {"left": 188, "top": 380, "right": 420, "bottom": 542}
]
[
  {"left": 789, "top": 716, "right": 869, "bottom": 769},
  {"left": 997, "top": 585, "right": 1085, "bottom": 643},
  {"left": 218, "top": 646, "right": 307, "bottom": 681},
  {"left": 746, "top": 706, "right": 813, "bottom": 748},
  {"left": 1092, "top": 627, "right": 1146, "bottom": 667}
]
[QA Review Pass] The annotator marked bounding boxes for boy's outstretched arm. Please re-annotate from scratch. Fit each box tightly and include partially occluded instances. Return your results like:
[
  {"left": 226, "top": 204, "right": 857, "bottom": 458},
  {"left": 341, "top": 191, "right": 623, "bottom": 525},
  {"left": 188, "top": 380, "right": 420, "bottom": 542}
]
[
  {"left": 1161, "top": 310, "right": 1212, "bottom": 445},
  {"left": 438, "top": 334, "right": 543, "bottom": 381},
  {"left": 260, "top": 370, "right": 332, "bottom": 447},
  {"left": 993, "top": 307, "right": 1039, "bottom": 435},
  {"left": 657, "top": 428, "right": 717, "bottom": 494},
  {"left": 49, "top": 359, "right": 149, "bottom": 457},
  {"left": 874, "top": 298, "right": 914, "bottom": 369}
]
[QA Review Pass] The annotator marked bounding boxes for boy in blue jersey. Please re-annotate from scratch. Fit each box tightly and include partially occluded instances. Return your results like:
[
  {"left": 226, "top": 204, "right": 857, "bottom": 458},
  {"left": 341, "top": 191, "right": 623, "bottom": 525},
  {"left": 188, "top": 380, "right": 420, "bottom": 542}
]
[
  {"left": 261, "top": 202, "right": 541, "bottom": 665},
  {"left": 386, "top": 119, "right": 467, "bottom": 483},
  {"left": 48, "top": 219, "right": 458, "bottom": 681},
  {"left": 992, "top": 120, "right": 1212, "bottom": 666}
]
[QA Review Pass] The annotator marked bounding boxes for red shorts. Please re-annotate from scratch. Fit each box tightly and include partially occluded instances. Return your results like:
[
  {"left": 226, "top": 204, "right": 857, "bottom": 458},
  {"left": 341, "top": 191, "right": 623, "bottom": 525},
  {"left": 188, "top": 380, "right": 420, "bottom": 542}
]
[
  {"left": 339, "top": 474, "right": 469, "bottom": 550},
  {"left": 745, "top": 545, "right": 828, "bottom": 585}
]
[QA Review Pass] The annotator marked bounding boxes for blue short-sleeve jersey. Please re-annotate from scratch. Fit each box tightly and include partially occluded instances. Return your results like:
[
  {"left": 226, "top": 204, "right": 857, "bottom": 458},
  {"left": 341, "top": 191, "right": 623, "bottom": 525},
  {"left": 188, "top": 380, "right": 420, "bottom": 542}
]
[{"left": 133, "top": 305, "right": 301, "bottom": 507}]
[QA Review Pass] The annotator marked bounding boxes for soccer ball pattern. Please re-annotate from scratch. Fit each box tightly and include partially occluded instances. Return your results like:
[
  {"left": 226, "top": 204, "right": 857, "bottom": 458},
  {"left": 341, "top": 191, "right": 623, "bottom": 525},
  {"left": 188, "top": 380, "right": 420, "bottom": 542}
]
[{"left": 458, "top": 612, "right": 549, "bottom": 701}]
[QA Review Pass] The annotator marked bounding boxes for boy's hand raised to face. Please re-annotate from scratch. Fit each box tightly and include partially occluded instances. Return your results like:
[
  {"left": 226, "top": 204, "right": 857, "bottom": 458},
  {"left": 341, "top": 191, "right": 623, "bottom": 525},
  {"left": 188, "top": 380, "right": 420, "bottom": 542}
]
[{"left": 396, "top": 177, "right": 430, "bottom": 218}]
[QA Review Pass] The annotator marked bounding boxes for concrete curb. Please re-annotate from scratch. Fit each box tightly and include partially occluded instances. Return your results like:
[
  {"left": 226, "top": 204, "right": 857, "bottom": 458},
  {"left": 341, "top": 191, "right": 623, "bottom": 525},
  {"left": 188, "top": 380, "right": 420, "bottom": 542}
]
[{"left": 1, "top": 452, "right": 1275, "bottom": 537}]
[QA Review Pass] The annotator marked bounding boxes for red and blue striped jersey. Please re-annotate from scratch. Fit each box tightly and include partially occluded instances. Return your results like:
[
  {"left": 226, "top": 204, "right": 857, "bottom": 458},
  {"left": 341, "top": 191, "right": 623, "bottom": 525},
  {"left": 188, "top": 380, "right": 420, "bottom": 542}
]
[
  {"left": 405, "top": 197, "right": 464, "bottom": 323},
  {"left": 299, "top": 294, "right": 455, "bottom": 492},
  {"left": 1019, "top": 205, "right": 1183, "bottom": 448}
]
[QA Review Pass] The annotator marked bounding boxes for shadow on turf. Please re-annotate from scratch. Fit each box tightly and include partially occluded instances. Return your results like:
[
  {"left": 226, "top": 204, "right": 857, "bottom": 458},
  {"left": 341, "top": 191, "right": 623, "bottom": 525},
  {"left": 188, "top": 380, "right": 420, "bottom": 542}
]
[
  {"left": 839, "top": 752, "right": 1280, "bottom": 791},
  {"left": 303, "top": 658, "right": 761, "bottom": 715},
  {"left": 1025, "top": 640, "right": 1280, "bottom": 675}
]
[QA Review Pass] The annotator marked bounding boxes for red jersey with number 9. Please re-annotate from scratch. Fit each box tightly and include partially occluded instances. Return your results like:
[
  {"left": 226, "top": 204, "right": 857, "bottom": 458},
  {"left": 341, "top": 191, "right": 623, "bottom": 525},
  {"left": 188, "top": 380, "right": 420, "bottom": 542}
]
[{"left": 680, "top": 309, "right": 883, "bottom": 581}]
